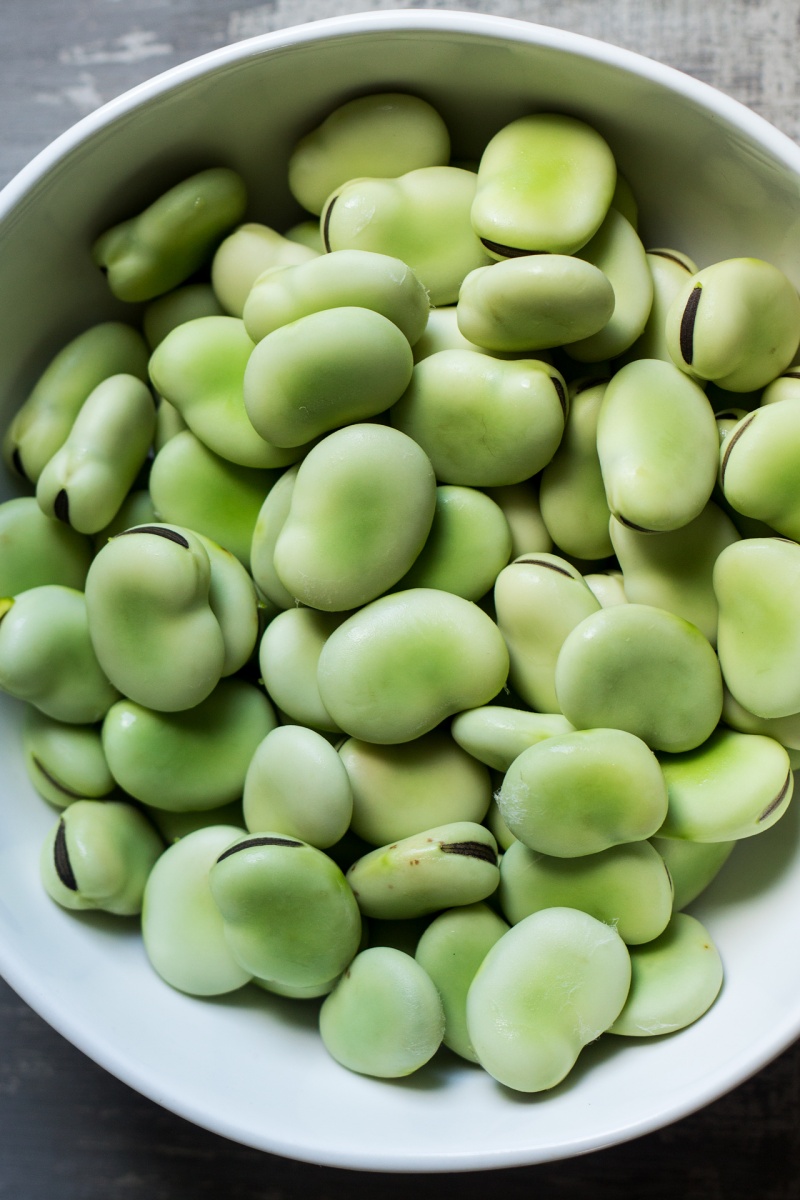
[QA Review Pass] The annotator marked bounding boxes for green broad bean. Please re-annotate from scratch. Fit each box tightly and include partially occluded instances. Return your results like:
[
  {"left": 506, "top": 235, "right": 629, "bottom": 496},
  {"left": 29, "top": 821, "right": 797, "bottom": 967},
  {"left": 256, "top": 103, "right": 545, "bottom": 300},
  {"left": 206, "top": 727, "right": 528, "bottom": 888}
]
[
  {"left": 760, "top": 369, "right": 800, "bottom": 405},
  {"left": 715, "top": 408, "right": 748, "bottom": 446},
  {"left": 412, "top": 305, "right": 493, "bottom": 361},
  {"left": 242, "top": 249, "right": 429, "bottom": 346},
  {"left": 211, "top": 223, "right": 318, "bottom": 317},
  {"left": 721, "top": 686, "right": 800, "bottom": 754},
  {"left": 650, "top": 837, "right": 735, "bottom": 911},
  {"left": 539, "top": 378, "right": 613, "bottom": 560},
  {"left": 714, "top": 537, "right": 800, "bottom": 719},
  {"left": 608, "top": 913, "right": 723, "bottom": 1037},
  {"left": 283, "top": 220, "right": 323, "bottom": 253},
  {"left": 596, "top": 358, "right": 720, "bottom": 532},
  {"left": 23, "top": 707, "right": 114, "bottom": 808},
  {"left": 394, "top": 485, "right": 512, "bottom": 600},
  {"left": 41, "top": 798, "right": 163, "bottom": 915},
  {"left": 102, "top": 679, "right": 275, "bottom": 812},
  {"left": 36, "top": 374, "right": 156, "bottom": 535},
  {"left": 554, "top": 604, "right": 724, "bottom": 753},
  {"left": 84, "top": 524, "right": 227, "bottom": 712},
  {"left": 288, "top": 92, "right": 451, "bottom": 216},
  {"left": 191, "top": 530, "right": 259, "bottom": 678},
  {"left": 470, "top": 113, "right": 617, "bottom": 257},
  {"left": 154, "top": 398, "right": 188, "bottom": 453},
  {"left": 391, "top": 350, "right": 567, "bottom": 487},
  {"left": 498, "top": 727, "right": 668, "bottom": 858},
  {"left": 208, "top": 833, "right": 362, "bottom": 989},
  {"left": 3, "top": 321, "right": 149, "bottom": 484},
  {"left": 92, "top": 167, "right": 247, "bottom": 302},
  {"left": 450, "top": 706, "right": 574, "bottom": 773},
  {"left": 666, "top": 257, "right": 800, "bottom": 392},
  {"left": 273, "top": 424, "right": 436, "bottom": 611},
  {"left": 483, "top": 482, "right": 553, "bottom": 557},
  {"left": 316, "top": 587, "right": 509, "bottom": 744},
  {"left": 499, "top": 839, "right": 673, "bottom": 944},
  {"left": 485, "top": 799, "right": 517, "bottom": 851},
  {"left": 621, "top": 249, "right": 697, "bottom": 364},
  {"left": 243, "top": 725, "right": 353, "bottom": 849},
  {"left": 148, "top": 315, "right": 305, "bottom": 469},
  {"left": 258, "top": 607, "right": 346, "bottom": 733},
  {"left": 0, "top": 497, "right": 92, "bottom": 595},
  {"left": 249, "top": 464, "right": 298, "bottom": 610},
  {"left": 0, "top": 585, "right": 120, "bottom": 723},
  {"left": 565, "top": 208, "right": 653, "bottom": 362},
  {"left": 254, "top": 974, "right": 341, "bottom": 1001},
  {"left": 584, "top": 571, "right": 628, "bottom": 608},
  {"left": 319, "top": 946, "right": 445, "bottom": 1078},
  {"left": 610, "top": 174, "right": 639, "bottom": 228},
  {"left": 141, "top": 824, "right": 252, "bottom": 995},
  {"left": 415, "top": 903, "right": 509, "bottom": 1062},
  {"left": 143, "top": 283, "right": 225, "bottom": 349},
  {"left": 656, "top": 727, "right": 792, "bottom": 841},
  {"left": 338, "top": 729, "right": 492, "bottom": 845},
  {"left": 243, "top": 307, "right": 414, "bottom": 448},
  {"left": 466, "top": 907, "right": 631, "bottom": 1092},
  {"left": 345, "top": 821, "right": 499, "bottom": 919},
  {"left": 493, "top": 553, "right": 601, "bottom": 712},
  {"left": 609, "top": 501, "right": 740, "bottom": 646},
  {"left": 321, "top": 167, "right": 491, "bottom": 305},
  {"left": 149, "top": 430, "right": 278, "bottom": 569},
  {"left": 456, "top": 255, "right": 615, "bottom": 352},
  {"left": 719, "top": 400, "right": 800, "bottom": 540}
]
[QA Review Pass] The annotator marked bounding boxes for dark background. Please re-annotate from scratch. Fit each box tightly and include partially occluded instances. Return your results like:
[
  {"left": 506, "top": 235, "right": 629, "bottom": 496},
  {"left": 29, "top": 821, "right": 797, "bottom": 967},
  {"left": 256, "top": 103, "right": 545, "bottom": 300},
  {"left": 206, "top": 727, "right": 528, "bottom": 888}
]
[{"left": 1, "top": 2, "right": 799, "bottom": 1196}]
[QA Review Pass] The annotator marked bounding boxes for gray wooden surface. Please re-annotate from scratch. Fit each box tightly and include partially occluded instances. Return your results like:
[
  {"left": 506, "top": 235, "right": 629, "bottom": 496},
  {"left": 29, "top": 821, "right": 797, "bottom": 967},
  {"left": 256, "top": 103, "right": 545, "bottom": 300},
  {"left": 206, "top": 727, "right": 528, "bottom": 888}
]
[{"left": 1, "top": 1, "right": 799, "bottom": 1196}]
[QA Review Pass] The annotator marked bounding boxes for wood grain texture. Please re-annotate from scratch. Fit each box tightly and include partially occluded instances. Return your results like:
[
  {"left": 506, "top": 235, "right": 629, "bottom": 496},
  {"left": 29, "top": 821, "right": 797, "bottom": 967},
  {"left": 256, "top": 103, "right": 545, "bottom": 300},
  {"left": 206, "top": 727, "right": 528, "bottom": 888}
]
[{"left": 1, "top": 1, "right": 799, "bottom": 1195}]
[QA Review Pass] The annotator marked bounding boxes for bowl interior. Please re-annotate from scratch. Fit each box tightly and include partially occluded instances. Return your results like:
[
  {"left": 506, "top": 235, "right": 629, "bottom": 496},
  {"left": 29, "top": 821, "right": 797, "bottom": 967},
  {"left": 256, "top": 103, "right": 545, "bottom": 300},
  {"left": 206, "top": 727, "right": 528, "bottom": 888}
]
[{"left": 1, "top": 9, "right": 800, "bottom": 1171}]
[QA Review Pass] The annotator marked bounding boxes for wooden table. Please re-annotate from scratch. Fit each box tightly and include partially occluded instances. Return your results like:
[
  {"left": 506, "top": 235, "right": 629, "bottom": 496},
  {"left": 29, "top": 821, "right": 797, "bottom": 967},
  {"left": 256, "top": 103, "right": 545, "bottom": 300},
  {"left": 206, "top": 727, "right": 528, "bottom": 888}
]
[{"left": 1, "top": 2, "right": 799, "bottom": 1195}]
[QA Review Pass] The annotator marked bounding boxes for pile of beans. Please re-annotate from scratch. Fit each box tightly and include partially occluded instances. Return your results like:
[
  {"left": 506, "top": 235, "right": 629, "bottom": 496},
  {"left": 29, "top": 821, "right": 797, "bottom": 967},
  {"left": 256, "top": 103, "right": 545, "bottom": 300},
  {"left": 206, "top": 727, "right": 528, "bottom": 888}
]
[{"left": 2, "top": 91, "right": 799, "bottom": 1093}]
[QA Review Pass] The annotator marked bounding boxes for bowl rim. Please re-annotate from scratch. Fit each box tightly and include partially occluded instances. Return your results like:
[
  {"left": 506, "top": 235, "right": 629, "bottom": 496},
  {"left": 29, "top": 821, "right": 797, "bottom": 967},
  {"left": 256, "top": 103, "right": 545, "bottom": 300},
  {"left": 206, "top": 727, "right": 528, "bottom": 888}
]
[
  {"left": 3, "top": 6, "right": 800, "bottom": 213},
  {"left": 2, "top": 7, "right": 800, "bottom": 1172}
]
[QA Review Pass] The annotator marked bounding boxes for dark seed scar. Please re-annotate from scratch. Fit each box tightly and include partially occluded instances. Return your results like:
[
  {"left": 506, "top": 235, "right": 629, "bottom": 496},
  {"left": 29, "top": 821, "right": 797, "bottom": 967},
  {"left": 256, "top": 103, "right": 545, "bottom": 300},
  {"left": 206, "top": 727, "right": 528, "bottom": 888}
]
[
  {"left": 53, "top": 488, "right": 70, "bottom": 524},
  {"left": 646, "top": 248, "right": 693, "bottom": 272},
  {"left": 479, "top": 237, "right": 542, "bottom": 259},
  {"left": 11, "top": 448, "right": 27, "bottom": 481},
  {"left": 116, "top": 525, "right": 190, "bottom": 548},
  {"left": 515, "top": 558, "right": 574, "bottom": 578},
  {"left": 216, "top": 835, "right": 304, "bottom": 863},
  {"left": 615, "top": 513, "right": 658, "bottom": 534},
  {"left": 552, "top": 376, "right": 567, "bottom": 419},
  {"left": 440, "top": 841, "right": 497, "bottom": 865},
  {"left": 32, "top": 756, "right": 90, "bottom": 800},
  {"left": 321, "top": 195, "right": 337, "bottom": 253},
  {"left": 719, "top": 411, "right": 757, "bottom": 489},
  {"left": 679, "top": 284, "right": 702, "bottom": 365},
  {"left": 758, "top": 772, "right": 792, "bottom": 823},
  {"left": 54, "top": 818, "right": 79, "bottom": 890}
]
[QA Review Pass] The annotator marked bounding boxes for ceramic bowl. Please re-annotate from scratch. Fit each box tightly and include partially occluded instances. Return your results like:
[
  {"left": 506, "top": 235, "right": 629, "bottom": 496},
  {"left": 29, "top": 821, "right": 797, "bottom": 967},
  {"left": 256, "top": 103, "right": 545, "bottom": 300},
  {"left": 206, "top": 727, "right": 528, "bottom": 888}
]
[{"left": 1, "top": 8, "right": 799, "bottom": 1172}]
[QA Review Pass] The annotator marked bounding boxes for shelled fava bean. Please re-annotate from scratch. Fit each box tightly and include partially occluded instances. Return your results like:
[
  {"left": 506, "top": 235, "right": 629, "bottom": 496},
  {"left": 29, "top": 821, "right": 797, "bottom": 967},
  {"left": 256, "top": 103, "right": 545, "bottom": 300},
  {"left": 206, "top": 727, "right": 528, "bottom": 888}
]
[{"left": 4, "top": 90, "right": 800, "bottom": 1093}]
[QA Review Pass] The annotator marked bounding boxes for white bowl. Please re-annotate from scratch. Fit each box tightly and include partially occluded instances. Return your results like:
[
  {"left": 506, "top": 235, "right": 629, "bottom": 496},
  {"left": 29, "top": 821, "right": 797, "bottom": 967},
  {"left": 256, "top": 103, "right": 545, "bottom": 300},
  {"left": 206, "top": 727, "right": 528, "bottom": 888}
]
[{"left": 1, "top": 8, "right": 800, "bottom": 1173}]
